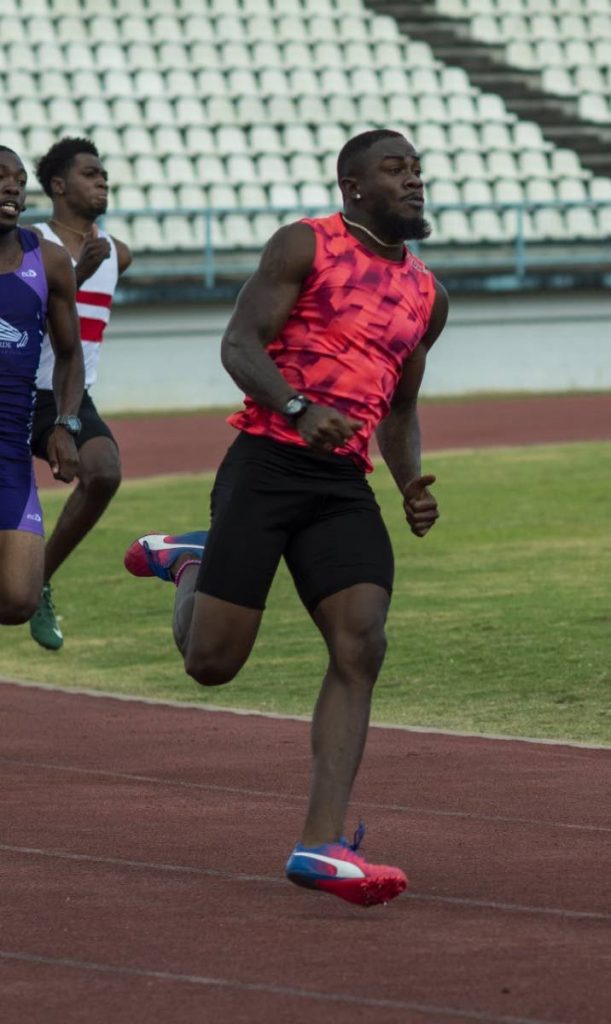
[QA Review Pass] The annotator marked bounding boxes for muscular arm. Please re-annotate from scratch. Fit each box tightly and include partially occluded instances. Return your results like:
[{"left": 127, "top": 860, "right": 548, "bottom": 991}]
[
  {"left": 42, "top": 240, "right": 84, "bottom": 417},
  {"left": 376, "top": 279, "right": 449, "bottom": 535},
  {"left": 221, "top": 221, "right": 315, "bottom": 411},
  {"left": 41, "top": 240, "right": 84, "bottom": 481},
  {"left": 222, "top": 222, "right": 364, "bottom": 452},
  {"left": 113, "top": 236, "right": 132, "bottom": 277}
]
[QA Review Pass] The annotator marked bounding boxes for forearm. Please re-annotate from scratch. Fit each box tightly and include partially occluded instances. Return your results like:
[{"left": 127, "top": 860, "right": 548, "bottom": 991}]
[
  {"left": 52, "top": 349, "right": 85, "bottom": 417},
  {"left": 376, "top": 404, "right": 422, "bottom": 494},
  {"left": 222, "top": 329, "right": 295, "bottom": 411}
]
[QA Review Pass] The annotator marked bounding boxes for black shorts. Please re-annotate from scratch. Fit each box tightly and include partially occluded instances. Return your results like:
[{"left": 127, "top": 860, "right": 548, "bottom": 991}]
[
  {"left": 197, "top": 432, "right": 394, "bottom": 613},
  {"left": 30, "top": 389, "right": 117, "bottom": 461}
]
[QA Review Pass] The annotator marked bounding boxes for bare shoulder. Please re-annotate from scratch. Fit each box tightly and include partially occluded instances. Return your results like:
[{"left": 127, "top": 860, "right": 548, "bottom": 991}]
[
  {"left": 433, "top": 276, "right": 449, "bottom": 312},
  {"left": 257, "top": 220, "right": 316, "bottom": 283},
  {"left": 110, "top": 235, "right": 132, "bottom": 274}
]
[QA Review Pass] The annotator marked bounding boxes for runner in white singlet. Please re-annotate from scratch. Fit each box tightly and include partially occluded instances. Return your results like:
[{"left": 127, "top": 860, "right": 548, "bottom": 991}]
[{"left": 29, "top": 137, "right": 132, "bottom": 650}]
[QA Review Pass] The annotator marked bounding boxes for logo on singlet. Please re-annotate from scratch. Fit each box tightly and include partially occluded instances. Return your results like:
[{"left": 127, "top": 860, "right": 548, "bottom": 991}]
[
  {"left": 21, "top": 269, "right": 37, "bottom": 278},
  {"left": 0, "top": 317, "right": 28, "bottom": 348}
]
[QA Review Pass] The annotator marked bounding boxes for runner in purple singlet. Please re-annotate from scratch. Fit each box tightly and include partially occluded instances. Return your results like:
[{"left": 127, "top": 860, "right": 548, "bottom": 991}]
[{"left": 0, "top": 146, "right": 84, "bottom": 627}]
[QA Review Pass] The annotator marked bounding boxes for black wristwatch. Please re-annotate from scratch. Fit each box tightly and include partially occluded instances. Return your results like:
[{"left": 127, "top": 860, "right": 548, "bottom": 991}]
[
  {"left": 280, "top": 394, "right": 310, "bottom": 421},
  {"left": 54, "top": 414, "right": 82, "bottom": 437}
]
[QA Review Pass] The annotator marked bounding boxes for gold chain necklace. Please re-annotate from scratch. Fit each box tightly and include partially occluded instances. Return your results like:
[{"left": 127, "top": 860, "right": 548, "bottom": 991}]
[
  {"left": 341, "top": 213, "right": 402, "bottom": 249},
  {"left": 50, "top": 217, "right": 91, "bottom": 239}
]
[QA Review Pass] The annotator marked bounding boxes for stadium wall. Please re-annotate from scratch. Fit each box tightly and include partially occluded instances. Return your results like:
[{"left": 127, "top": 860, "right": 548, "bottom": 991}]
[{"left": 95, "top": 291, "right": 611, "bottom": 414}]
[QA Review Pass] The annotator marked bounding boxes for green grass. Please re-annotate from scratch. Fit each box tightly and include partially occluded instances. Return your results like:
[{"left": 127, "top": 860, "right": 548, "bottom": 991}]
[{"left": 2, "top": 442, "right": 610, "bottom": 745}]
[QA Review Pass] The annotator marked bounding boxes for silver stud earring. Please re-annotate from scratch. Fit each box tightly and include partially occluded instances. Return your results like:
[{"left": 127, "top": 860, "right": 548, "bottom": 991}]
[{"left": 355, "top": 193, "right": 361, "bottom": 199}]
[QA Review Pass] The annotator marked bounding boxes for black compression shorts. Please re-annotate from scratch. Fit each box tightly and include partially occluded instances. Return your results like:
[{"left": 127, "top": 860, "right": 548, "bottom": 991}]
[
  {"left": 30, "top": 389, "right": 117, "bottom": 460},
  {"left": 196, "top": 431, "right": 394, "bottom": 613}
]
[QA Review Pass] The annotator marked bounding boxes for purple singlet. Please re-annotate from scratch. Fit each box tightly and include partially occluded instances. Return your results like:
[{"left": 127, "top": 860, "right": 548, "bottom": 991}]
[{"left": 0, "top": 228, "right": 48, "bottom": 534}]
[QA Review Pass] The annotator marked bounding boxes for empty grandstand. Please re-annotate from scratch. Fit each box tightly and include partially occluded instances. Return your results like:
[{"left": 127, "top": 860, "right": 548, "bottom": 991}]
[{"left": 3, "top": 0, "right": 610, "bottom": 295}]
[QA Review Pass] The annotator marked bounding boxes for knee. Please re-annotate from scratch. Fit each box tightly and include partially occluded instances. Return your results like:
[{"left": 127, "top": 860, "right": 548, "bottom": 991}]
[
  {"left": 334, "top": 624, "right": 387, "bottom": 684},
  {"left": 184, "top": 652, "right": 239, "bottom": 688},
  {"left": 0, "top": 596, "right": 38, "bottom": 625},
  {"left": 82, "top": 465, "right": 122, "bottom": 502}
]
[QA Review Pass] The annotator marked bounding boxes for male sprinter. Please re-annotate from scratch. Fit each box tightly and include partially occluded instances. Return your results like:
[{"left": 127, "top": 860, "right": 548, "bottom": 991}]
[
  {"left": 0, "top": 146, "right": 83, "bottom": 625},
  {"left": 125, "top": 131, "right": 448, "bottom": 906},
  {"left": 29, "top": 137, "right": 131, "bottom": 649}
]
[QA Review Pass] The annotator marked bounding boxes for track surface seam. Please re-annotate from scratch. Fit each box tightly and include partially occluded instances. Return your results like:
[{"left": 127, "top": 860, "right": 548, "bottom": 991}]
[
  {"left": 2, "top": 755, "right": 608, "bottom": 833},
  {"left": 0, "top": 951, "right": 571, "bottom": 1024},
  {"left": 2, "top": 843, "right": 607, "bottom": 923}
]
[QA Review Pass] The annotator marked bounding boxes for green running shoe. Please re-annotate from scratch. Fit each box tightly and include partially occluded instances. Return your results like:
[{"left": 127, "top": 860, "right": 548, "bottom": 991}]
[{"left": 29, "top": 583, "right": 64, "bottom": 651}]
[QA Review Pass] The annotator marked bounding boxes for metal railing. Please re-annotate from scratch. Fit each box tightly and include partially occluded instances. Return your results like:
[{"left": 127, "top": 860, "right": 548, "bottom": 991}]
[{"left": 24, "top": 198, "right": 611, "bottom": 291}]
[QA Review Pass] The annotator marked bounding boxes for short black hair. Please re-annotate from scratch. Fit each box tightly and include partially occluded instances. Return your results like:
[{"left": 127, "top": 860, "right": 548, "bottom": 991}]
[
  {"left": 0, "top": 145, "right": 19, "bottom": 158},
  {"left": 35, "top": 136, "right": 99, "bottom": 197},
  {"left": 337, "top": 130, "right": 404, "bottom": 182}
]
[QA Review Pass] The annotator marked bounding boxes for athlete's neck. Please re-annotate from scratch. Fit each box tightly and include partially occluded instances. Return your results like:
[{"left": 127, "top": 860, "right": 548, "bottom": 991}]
[
  {"left": 341, "top": 213, "right": 404, "bottom": 259},
  {"left": 49, "top": 216, "right": 93, "bottom": 240}
]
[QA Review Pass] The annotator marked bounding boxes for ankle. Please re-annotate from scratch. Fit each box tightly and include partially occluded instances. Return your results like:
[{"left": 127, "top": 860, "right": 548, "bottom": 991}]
[{"left": 173, "top": 557, "right": 201, "bottom": 587}]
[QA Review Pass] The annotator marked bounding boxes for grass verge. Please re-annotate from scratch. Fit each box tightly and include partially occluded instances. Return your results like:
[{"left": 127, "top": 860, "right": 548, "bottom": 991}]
[{"left": 2, "top": 442, "right": 609, "bottom": 744}]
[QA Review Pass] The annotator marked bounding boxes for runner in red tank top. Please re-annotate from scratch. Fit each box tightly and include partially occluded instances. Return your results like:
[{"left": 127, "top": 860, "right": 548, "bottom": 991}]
[{"left": 125, "top": 131, "right": 449, "bottom": 907}]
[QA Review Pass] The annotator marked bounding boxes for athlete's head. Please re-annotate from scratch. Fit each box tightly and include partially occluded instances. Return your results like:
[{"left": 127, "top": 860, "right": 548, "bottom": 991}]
[
  {"left": 0, "top": 146, "right": 27, "bottom": 236},
  {"left": 36, "top": 137, "right": 108, "bottom": 219},
  {"left": 337, "top": 130, "right": 430, "bottom": 242}
]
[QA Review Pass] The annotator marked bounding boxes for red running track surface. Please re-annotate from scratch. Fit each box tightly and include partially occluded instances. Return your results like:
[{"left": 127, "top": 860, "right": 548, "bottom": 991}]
[
  {"left": 35, "top": 393, "right": 611, "bottom": 487},
  {"left": 1, "top": 682, "right": 610, "bottom": 1024}
]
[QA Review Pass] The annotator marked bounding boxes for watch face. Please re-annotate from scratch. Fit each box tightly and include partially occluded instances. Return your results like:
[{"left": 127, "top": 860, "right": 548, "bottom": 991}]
[
  {"left": 56, "top": 415, "right": 81, "bottom": 435},
  {"left": 285, "top": 398, "right": 305, "bottom": 416}
]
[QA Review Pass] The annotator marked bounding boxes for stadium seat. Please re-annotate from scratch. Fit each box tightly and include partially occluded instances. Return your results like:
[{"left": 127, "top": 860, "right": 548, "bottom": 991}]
[
  {"left": 176, "top": 184, "right": 208, "bottom": 209},
  {"left": 120, "top": 128, "right": 153, "bottom": 157},
  {"left": 532, "top": 208, "right": 566, "bottom": 241},
  {"left": 524, "top": 177, "right": 556, "bottom": 201},
  {"left": 470, "top": 209, "right": 509, "bottom": 242},
  {"left": 162, "top": 214, "right": 197, "bottom": 250},
  {"left": 193, "top": 155, "right": 227, "bottom": 184},
  {"left": 132, "top": 155, "right": 166, "bottom": 186},
  {"left": 208, "top": 184, "right": 239, "bottom": 209},
  {"left": 80, "top": 97, "right": 113, "bottom": 128},
  {"left": 237, "top": 183, "right": 268, "bottom": 208},
  {"left": 147, "top": 185, "right": 177, "bottom": 210},
  {"left": 565, "top": 207, "right": 599, "bottom": 239},
  {"left": 87, "top": 17, "right": 120, "bottom": 44},
  {"left": 222, "top": 213, "right": 256, "bottom": 249},
  {"left": 117, "top": 185, "right": 147, "bottom": 210},
  {"left": 152, "top": 127, "right": 185, "bottom": 157},
  {"left": 131, "top": 216, "right": 165, "bottom": 251},
  {"left": 94, "top": 128, "right": 125, "bottom": 158},
  {"left": 5, "top": 70, "right": 37, "bottom": 99}
]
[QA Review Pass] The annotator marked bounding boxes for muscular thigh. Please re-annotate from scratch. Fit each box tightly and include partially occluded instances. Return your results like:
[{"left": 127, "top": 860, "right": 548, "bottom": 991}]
[
  {"left": 0, "top": 460, "right": 44, "bottom": 535},
  {"left": 31, "top": 390, "right": 118, "bottom": 463},
  {"left": 0, "top": 529, "right": 44, "bottom": 605},
  {"left": 196, "top": 433, "right": 318, "bottom": 610},
  {"left": 285, "top": 481, "right": 394, "bottom": 614},
  {"left": 77, "top": 435, "right": 122, "bottom": 485}
]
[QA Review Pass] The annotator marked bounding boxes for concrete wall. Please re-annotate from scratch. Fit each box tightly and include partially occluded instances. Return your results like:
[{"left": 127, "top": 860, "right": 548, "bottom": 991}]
[{"left": 93, "top": 291, "right": 611, "bottom": 414}]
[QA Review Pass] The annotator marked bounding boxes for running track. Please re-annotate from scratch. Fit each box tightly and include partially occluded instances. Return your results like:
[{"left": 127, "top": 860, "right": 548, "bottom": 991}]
[{"left": 5, "top": 394, "right": 610, "bottom": 1023}]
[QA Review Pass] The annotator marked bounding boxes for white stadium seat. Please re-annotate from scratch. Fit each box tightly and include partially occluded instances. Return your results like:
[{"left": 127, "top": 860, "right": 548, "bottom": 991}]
[{"left": 6, "top": 0, "right": 603, "bottom": 257}]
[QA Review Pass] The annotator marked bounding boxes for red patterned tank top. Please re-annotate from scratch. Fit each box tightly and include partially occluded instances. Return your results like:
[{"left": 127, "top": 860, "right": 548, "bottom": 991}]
[{"left": 227, "top": 212, "right": 437, "bottom": 472}]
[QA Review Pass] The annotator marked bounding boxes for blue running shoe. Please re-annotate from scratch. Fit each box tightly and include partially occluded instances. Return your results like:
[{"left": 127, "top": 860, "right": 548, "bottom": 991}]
[
  {"left": 124, "top": 531, "right": 208, "bottom": 582},
  {"left": 285, "top": 823, "right": 407, "bottom": 907}
]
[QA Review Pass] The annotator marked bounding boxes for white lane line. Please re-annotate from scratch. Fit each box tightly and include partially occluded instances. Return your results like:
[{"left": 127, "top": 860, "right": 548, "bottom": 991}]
[
  {"left": 2, "top": 844, "right": 609, "bottom": 923},
  {"left": 1, "top": 677, "right": 609, "bottom": 750},
  {"left": 0, "top": 949, "right": 572, "bottom": 1024},
  {"left": 1, "top": 757, "right": 609, "bottom": 834}
]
